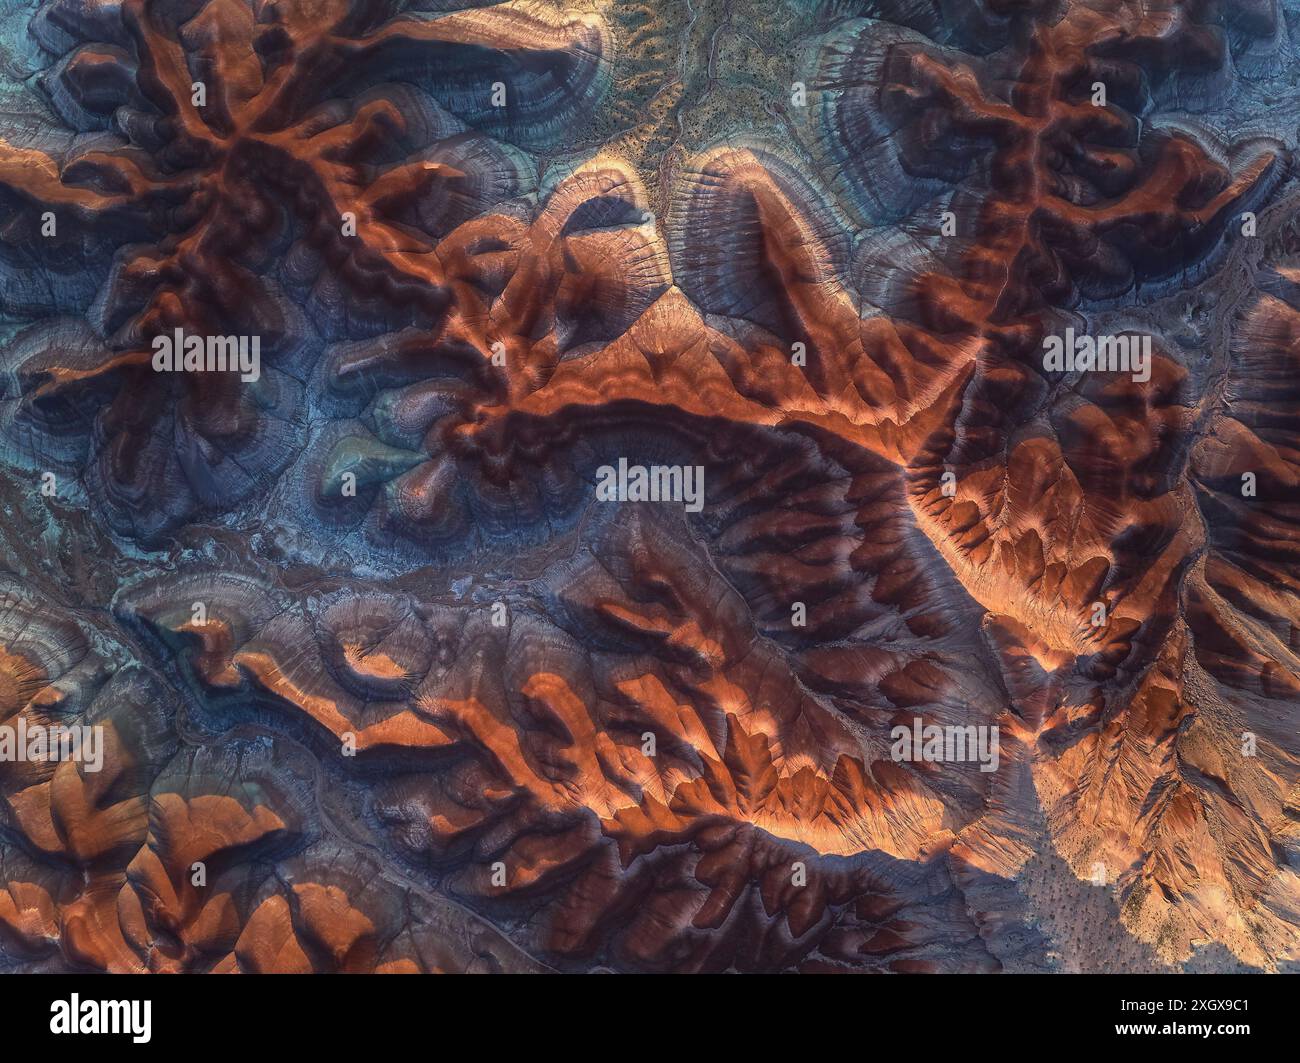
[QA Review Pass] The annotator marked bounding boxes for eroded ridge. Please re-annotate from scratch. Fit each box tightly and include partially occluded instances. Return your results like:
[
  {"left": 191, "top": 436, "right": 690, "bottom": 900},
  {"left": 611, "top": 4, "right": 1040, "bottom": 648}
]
[{"left": 1, "top": 0, "right": 1298, "bottom": 972}]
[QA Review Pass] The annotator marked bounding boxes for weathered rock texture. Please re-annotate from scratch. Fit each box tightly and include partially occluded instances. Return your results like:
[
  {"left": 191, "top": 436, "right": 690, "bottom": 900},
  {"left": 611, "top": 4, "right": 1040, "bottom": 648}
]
[{"left": 1, "top": 0, "right": 1299, "bottom": 973}]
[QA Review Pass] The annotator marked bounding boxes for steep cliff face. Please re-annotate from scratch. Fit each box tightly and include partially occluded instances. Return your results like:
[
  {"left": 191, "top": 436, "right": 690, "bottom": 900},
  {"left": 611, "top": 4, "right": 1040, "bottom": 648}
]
[{"left": 0, "top": 0, "right": 1298, "bottom": 973}]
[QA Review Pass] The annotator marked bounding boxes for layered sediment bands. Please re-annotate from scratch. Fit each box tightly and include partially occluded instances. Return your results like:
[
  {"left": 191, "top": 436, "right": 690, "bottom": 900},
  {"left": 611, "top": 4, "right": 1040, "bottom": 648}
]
[
  {"left": 115, "top": 536, "right": 1028, "bottom": 971},
  {"left": 0, "top": 578, "right": 540, "bottom": 972},
  {"left": 2, "top": 0, "right": 1300, "bottom": 973},
  {"left": 0, "top": 0, "right": 608, "bottom": 540}
]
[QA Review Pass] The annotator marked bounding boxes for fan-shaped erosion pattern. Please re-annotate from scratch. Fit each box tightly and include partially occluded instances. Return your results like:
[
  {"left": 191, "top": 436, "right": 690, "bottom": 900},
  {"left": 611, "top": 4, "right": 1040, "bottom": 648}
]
[{"left": 1, "top": 0, "right": 1300, "bottom": 973}]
